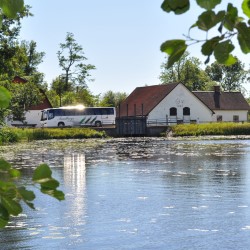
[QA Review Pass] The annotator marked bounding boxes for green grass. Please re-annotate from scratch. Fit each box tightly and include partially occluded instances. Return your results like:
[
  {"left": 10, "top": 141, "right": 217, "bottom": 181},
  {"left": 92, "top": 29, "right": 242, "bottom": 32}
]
[
  {"left": 171, "top": 122, "right": 250, "bottom": 137},
  {"left": 0, "top": 127, "right": 107, "bottom": 144}
]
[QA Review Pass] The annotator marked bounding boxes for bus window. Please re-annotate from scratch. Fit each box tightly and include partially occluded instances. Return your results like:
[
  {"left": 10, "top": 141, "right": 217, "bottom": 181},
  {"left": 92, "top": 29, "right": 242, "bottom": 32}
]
[
  {"left": 54, "top": 109, "right": 64, "bottom": 116},
  {"left": 107, "top": 108, "right": 114, "bottom": 115},
  {"left": 48, "top": 110, "right": 55, "bottom": 120},
  {"left": 101, "top": 108, "right": 114, "bottom": 115},
  {"left": 94, "top": 108, "right": 101, "bottom": 115}
]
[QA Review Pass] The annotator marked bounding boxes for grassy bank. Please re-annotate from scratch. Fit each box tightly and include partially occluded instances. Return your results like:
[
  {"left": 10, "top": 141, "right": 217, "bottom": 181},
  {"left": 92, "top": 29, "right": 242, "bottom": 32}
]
[
  {"left": 171, "top": 122, "right": 250, "bottom": 137},
  {"left": 0, "top": 127, "right": 107, "bottom": 144}
]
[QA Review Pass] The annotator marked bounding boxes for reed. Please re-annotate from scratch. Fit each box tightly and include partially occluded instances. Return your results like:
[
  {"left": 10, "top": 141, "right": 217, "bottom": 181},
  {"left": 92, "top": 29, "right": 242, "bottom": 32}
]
[
  {"left": 171, "top": 122, "right": 250, "bottom": 136},
  {"left": 0, "top": 127, "right": 19, "bottom": 144},
  {"left": 0, "top": 127, "right": 107, "bottom": 143}
]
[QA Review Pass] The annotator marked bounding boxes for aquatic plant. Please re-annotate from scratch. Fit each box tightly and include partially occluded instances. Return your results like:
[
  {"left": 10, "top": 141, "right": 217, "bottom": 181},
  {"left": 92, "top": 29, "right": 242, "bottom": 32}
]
[{"left": 171, "top": 122, "right": 250, "bottom": 136}]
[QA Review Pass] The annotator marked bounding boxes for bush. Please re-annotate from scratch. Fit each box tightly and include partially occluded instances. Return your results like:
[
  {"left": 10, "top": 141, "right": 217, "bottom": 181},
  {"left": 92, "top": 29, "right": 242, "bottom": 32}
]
[
  {"left": 171, "top": 122, "right": 250, "bottom": 137},
  {"left": 0, "top": 127, "right": 19, "bottom": 144},
  {"left": 29, "top": 127, "right": 107, "bottom": 140},
  {"left": 0, "top": 127, "right": 107, "bottom": 144}
]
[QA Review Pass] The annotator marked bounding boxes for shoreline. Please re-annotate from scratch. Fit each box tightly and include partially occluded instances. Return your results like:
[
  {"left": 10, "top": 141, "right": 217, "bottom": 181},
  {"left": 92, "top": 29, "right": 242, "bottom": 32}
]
[{"left": 166, "top": 135, "right": 250, "bottom": 140}]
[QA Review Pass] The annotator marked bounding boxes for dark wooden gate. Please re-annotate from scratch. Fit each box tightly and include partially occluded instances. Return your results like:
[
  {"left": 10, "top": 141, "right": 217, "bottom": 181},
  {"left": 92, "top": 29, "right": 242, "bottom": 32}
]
[{"left": 116, "top": 116, "right": 147, "bottom": 136}]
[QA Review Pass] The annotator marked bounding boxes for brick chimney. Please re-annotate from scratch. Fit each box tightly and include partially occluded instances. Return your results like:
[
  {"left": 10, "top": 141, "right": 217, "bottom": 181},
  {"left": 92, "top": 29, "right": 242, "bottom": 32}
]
[
  {"left": 214, "top": 85, "right": 220, "bottom": 93},
  {"left": 214, "top": 85, "right": 220, "bottom": 108}
]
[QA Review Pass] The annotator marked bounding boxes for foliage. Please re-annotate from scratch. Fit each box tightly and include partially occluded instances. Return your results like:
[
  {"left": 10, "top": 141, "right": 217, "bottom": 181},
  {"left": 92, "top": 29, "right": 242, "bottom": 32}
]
[
  {"left": 0, "top": 80, "right": 44, "bottom": 123},
  {"left": 205, "top": 59, "right": 250, "bottom": 91},
  {"left": 0, "top": 127, "right": 106, "bottom": 143},
  {"left": 0, "top": 5, "right": 33, "bottom": 79},
  {"left": 57, "top": 32, "right": 96, "bottom": 93},
  {"left": 0, "top": 127, "right": 18, "bottom": 144},
  {"left": 0, "top": 1, "right": 45, "bottom": 123},
  {"left": 160, "top": 0, "right": 250, "bottom": 67},
  {"left": 0, "top": 1, "right": 65, "bottom": 229},
  {"left": 172, "top": 122, "right": 250, "bottom": 136},
  {"left": 18, "top": 40, "right": 45, "bottom": 85},
  {"left": 47, "top": 84, "right": 98, "bottom": 108},
  {"left": 0, "top": 86, "right": 11, "bottom": 108},
  {"left": 29, "top": 128, "right": 107, "bottom": 140},
  {"left": 99, "top": 91, "right": 127, "bottom": 107},
  {"left": 159, "top": 51, "right": 210, "bottom": 90},
  {"left": 0, "top": 159, "right": 64, "bottom": 228}
]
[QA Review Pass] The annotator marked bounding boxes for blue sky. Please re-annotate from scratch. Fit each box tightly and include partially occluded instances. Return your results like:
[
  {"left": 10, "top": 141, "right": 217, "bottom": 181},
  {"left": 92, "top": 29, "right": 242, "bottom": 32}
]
[{"left": 19, "top": 0, "right": 249, "bottom": 96}]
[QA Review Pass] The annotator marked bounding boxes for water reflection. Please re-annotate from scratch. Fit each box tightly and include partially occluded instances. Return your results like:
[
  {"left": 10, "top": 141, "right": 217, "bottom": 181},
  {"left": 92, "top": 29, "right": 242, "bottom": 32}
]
[{"left": 63, "top": 153, "right": 86, "bottom": 226}]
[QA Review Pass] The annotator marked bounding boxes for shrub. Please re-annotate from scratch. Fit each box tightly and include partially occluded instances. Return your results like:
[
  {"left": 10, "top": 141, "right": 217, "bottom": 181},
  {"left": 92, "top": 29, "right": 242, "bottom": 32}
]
[
  {"left": 0, "top": 127, "right": 19, "bottom": 144},
  {"left": 171, "top": 122, "right": 250, "bottom": 137}
]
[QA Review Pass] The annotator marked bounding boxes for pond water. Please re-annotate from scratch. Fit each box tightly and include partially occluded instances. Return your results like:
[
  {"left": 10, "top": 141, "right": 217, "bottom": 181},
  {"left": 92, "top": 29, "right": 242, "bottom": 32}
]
[{"left": 1, "top": 138, "right": 250, "bottom": 250}]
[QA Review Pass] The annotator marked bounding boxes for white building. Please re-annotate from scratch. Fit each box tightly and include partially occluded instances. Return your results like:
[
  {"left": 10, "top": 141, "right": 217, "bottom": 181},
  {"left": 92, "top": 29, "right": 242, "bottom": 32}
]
[{"left": 117, "top": 83, "right": 250, "bottom": 125}]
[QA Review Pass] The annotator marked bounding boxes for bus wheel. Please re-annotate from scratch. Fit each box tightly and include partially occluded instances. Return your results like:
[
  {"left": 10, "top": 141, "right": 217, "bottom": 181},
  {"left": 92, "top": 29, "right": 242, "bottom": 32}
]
[
  {"left": 58, "top": 122, "right": 65, "bottom": 127},
  {"left": 95, "top": 121, "right": 102, "bottom": 127}
]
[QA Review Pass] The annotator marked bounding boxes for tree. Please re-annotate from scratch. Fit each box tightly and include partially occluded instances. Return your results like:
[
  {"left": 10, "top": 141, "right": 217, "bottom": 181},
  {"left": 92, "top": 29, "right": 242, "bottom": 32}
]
[
  {"left": 57, "top": 32, "right": 96, "bottom": 93},
  {"left": 160, "top": 51, "right": 210, "bottom": 90},
  {"left": 0, "top": 3, "right": 45, "bottom": 88},
  {"left": 160, "top": 1, "right": 250, "bottom": 68},
  {"left": 49, "top": 76, "right": 98, "bottom": 107},
  {"left": 0, "top": 4, "right": 32, "bottom": 79},
  {"left": 9, "top": 81, "right": 43, "bottom": 122},
  {"left": 20, "top": 40, "right": 45, "bottom": 85},
  {"left": 205, "top": 59, "right": 250, "bottom": 91},
  {"left": 99, "top": 91, "right": 127, "bottom": 107},
  {"left": 0, "top": 1, "right": 64, "bottom": 229}
]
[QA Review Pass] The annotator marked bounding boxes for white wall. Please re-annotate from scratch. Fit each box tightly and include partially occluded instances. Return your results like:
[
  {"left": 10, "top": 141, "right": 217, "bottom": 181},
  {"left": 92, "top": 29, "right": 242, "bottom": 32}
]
[
  {"left": 25, "top": 110, "right": 42, "bottom": 127},
  {"left": 212, "top": 110, "right": 248, "bottom": 122},
  {"left": 148, "top": 84, "right": 213, "bottom": 124},
  {"left": 6, "top": 110, "right": 42, "bottom": 127}
]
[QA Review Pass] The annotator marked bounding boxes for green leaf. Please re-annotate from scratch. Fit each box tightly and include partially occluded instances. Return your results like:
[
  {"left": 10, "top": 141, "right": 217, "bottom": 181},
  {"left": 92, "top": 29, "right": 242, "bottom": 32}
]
[
  {"left": 18, "top": 187, "right": 35, "bottom": 209},
  {"left": 0, "top": 158, "right": 11, "bottom": 172},
  {"left": 33, "top": 164, "right": 65, "bottom": 201},
  {"left": 201, "top": 36, "right": 222, "bottom": 56},
  {"left": 32, "top": 164, "right": 52, "bottom": 183},
  {"left": 1, "top": 197, "right": 22, "bottom": 216},
  {"left": 41, "top": 188, "right": 65, "bottom": 201},
  {"left": 224, "top": 3, "right": 238, "bottom": 31},
  {"left": 160, "top": 39, "right": 187, "bottom": 68},
  {"left": 9, "top": 169, "right": 21, "bottom": 178},
  {"left": 236, "top": 22, "right": 250, "bottom": 53},
  {"left": 0, "top": 0, "right": 24, "bottom": 18},
  {"left": 0, "top": 15, "right": 3, "bottom": 29},
  {"left": 18, "top": 187, "right": 35, "bottom": 201},
  {"left": 0, "top": 204, "right": 9, "bottom": 228},
  {"left": 161, "top": 0, "right": 190, "bottom": 14},
  {"left": 196, "top": 0, "right": 222, "bottom": 10},
  {"left": 40, "top": 179, "right": 60, "bottom": 189},
  {"left": 214, "top": 40, "right": 236, "bottom": 65},
  {"left": 196, "top": 10, "right": 225, "bottom": 31},
  {"left": 242, "top": 0, "right": 250, "bottom": 18},
  {"left": 0, "top": 180, "right": 16, "bottom": 191},
  {"left": 223, "top": 54, "right": 237, "bottom": 66},
  {"left": 0, "top": 87, "right": 11, "bottom": 108}
]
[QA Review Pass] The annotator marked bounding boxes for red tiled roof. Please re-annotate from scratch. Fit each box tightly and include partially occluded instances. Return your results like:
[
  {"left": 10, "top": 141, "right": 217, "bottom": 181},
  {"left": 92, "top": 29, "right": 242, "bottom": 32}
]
[
  {"left": 193, "top": 91, "right": 250, "bottom": 110},
  {"left": 117, "top": 83, "right": 178, "bottom": 117}
]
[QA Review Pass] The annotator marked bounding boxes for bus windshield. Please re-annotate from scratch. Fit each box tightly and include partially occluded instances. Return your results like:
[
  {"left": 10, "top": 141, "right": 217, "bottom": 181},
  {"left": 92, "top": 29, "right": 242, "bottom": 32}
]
[{"left": 41, "top": 110, "right": 48, "bottom": 121}]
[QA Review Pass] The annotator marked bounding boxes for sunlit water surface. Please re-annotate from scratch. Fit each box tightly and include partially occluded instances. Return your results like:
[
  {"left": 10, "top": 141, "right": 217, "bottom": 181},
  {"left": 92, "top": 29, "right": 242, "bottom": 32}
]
[{"left": 1, "top": 138, "right": 250, "bottom": 250}]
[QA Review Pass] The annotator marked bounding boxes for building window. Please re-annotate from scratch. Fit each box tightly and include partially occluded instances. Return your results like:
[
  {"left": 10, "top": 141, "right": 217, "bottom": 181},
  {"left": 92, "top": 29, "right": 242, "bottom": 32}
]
[
  {"left": 170, "top": 107, "right": 177, "bottom": 116},
  {"left": 217, "top": 115, "right": 222, "bottom": 122},
  {"left": 233, "top": 115, "right": 239, "bottom": 122},
  {"left": 183, "top": 107, "right": 190, "bottom": 116}
]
